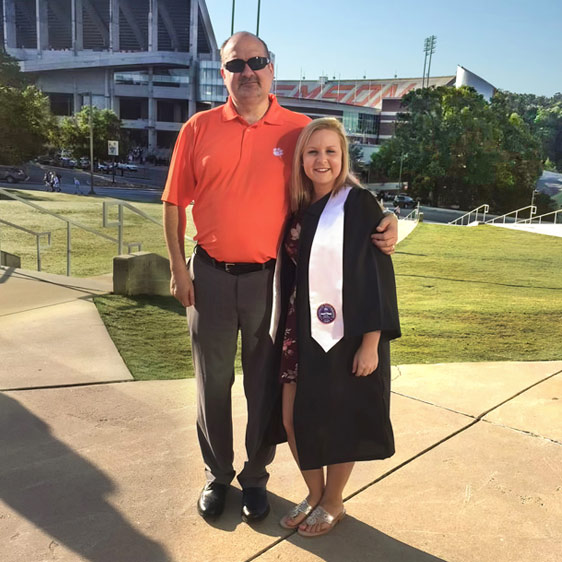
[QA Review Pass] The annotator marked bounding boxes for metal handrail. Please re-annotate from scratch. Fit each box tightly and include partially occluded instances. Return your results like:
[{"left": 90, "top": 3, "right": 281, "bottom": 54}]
[
  {"left": 485, "top": 205, "right": 537, "bottom": 224},
  {"left": 516, "top": 208, "right": 562, "bottom": 225},
  {"left": 103, "top": 200, "right": 159, "bottom": 254},
  {"left": 102, "top": 199, "right": 194, "bottom": 242},
  {"left": 402, "top": 203, "right": 420, "bottom": 221},
  {"left": 0, "top": 188, "right": 141, "bottom": 275},
  {"left": 0, "top": 219, "right": 51, "bottom": 271},
  {"left": 449, "top": 204, "right": 489, "bottom": 225},
  {"left": 107, "top": 200, "right": 163, "bottom": 226},
  {"left": 486, "top": 205, "right": 537, "bottom": 224}
]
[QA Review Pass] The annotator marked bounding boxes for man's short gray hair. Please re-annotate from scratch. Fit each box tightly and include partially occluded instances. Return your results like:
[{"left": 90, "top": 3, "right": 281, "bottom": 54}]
[{"left": 220, "top": 32, "right": 270, "bottom": 62}]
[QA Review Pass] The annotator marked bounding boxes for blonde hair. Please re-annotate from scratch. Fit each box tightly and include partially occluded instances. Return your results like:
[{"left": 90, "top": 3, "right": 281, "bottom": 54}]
[{"left": 291, "top": 118, "right": 361, "bottom": 213}]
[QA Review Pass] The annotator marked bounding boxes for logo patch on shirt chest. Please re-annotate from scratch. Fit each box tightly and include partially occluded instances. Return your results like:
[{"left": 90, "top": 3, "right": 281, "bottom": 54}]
[{"left": 273, "top": 147, "right": 284, "bottom": 157}]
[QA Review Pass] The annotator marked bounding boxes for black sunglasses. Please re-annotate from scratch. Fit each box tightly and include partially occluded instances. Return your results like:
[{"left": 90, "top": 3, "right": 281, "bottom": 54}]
[{"left": 224, "top": 56, "right": 270, "bottom": 73}]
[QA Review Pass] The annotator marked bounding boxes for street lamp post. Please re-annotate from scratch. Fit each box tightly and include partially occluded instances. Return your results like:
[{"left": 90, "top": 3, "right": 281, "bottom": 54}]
[
  {"left": 256, "top": 0, "right": 261, "bottom": 35},
  {"left": 231, "top": 0, "right": 236, "bottom": 35},
  {"left": 88, "top": 93, "right": 95, "bottom": 195},
  {"left": 398, "top": 152, "right": 406, "bottom": 189},
  {"left": 531, "top": 189, "right": 539, "bottom": 214}
]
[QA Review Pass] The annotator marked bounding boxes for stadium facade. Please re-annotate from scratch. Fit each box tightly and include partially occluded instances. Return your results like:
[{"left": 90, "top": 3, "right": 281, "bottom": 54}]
[
  {"left": 275, "top": 66, "right": 495, "bottom": 145},
  {"left": 1, "top": 1, "right": 495, "bottom": 158},
  {"left": 0, "top": 0, "right": 225, "bottom": 159}
]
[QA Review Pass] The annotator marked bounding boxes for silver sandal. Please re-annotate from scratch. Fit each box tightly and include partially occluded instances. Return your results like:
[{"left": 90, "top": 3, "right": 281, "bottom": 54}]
[
  {"left": 297, "top": 505, "right": 346, "bottom": 537},
  {"left": 280, "top": 498, "right": 315, "bottom": 529}
]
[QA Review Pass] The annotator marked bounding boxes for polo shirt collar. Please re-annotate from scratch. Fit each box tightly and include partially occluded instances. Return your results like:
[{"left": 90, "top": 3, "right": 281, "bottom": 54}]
[{"left": 222, "top": 94, "right": 283, "bottom": 125}]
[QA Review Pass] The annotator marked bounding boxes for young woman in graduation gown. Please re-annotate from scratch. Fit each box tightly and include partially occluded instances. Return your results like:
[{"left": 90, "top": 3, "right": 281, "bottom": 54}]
[{"left": 276, "top": 118, "right": 401, "bottom": 537}]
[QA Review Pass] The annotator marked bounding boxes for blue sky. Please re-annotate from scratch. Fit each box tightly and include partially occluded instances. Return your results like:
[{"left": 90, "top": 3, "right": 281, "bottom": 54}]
[{"left": 205, "top": 0, "right": 562, "bottom": 97}]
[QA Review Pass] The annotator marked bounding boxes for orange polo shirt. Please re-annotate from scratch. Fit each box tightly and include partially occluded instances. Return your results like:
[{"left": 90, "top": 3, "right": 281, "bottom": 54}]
[{"left": 162, "top": 94, "right": 311, "bottom": 263}]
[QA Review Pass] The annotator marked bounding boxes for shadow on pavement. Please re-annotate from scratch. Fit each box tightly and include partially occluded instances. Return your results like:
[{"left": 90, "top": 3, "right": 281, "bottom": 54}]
[
  {"left": 279, "top": 511, "right": 449, "bottom": 562},
  {"left": 0, "top": 393, "right": 172, "bottom": 562}
]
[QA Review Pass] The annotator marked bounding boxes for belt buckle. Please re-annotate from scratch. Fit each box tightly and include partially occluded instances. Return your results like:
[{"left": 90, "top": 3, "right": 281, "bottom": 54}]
[{"left": 224, "top": 262, "right": 236, "bottom": 272}]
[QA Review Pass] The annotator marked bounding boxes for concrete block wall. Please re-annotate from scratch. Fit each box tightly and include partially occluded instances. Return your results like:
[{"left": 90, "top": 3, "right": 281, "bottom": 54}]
[
  {"left": 113, "top": 251, "right": 171, "bottom": 296},
  {"left": 0, "top": 251, "right": 21, "bottom": 268}
]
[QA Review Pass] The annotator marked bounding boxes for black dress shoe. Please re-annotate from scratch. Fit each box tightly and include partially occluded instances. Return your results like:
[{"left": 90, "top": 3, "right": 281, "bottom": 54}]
[
  {"left": 241, "top": 487, "right": 270, "bottom": 522},
  {"left": 197, "top": 482, "right": 229, "bottom": 520}
]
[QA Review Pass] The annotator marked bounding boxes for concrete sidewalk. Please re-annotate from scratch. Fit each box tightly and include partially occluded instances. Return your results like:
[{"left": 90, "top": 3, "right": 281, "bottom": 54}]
[{"left": 1, "top": 234, "right": 561, "bottom": 562}]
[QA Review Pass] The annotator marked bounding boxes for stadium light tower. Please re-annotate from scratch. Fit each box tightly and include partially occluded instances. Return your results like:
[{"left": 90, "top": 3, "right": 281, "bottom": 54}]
[{"left": 422, "top": 35, "right": 437, "bottom": 88}]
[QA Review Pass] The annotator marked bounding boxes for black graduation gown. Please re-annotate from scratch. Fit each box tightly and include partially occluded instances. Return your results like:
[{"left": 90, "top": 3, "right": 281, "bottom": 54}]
[{"left": 284, "top": 187, "right": 401, "bottom": 470}]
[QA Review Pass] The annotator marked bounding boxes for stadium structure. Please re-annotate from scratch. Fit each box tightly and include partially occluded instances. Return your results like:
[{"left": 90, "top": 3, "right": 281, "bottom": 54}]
[
  {"left": 275, "top": 65, "right": 495, "bottom": 146},
  {"left": 1, "top": 0, "right": 495, "bottom": 159},
  {"left": 0, "top": 0, "right": 225, "bottom": 159}
]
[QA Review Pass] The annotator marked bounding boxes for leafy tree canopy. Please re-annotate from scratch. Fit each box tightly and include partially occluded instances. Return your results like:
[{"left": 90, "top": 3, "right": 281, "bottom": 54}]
[
  {"left": 0, "top": 50, "right": 28, "bottom": 88},
  {"left": 371, "top": 86, "right": 544, "bottom": 213},
  {"left": 0, "top": 51, "right": 56, "bottom": 165},
  {"left": 493, "top": 90, "right": 562, "bottom": 170},
  {"left": 59, "top": 106, "right": 128, "bottom": 162}
]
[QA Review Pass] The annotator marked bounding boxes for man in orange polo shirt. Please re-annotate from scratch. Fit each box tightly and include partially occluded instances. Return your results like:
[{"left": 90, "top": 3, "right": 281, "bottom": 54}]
[{"left": 162, "top": 31, "right": 398, "bottom": 523}]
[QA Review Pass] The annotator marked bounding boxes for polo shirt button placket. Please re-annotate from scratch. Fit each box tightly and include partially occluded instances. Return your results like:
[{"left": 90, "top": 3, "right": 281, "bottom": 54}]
[{"left": 240, "top": 126, "right": 255, "bottom": 168}]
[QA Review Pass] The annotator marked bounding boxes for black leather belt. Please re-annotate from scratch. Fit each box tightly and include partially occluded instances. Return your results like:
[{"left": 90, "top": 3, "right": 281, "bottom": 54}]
[{"left": 195, "top": 246, "right": 275, "bottom": 275}]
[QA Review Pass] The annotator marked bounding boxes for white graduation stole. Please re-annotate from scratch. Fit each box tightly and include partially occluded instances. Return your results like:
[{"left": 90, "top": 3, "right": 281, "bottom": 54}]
[{"left": 309, "top": 186, "right": 352, "bottom": 352}]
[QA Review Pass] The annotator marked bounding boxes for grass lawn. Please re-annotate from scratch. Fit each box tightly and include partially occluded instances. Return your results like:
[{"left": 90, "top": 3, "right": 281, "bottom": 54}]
[
  {"left": 94, "top": 294, "right": 243, "bottom": 380},
  {"left": 93, "top": 222, "right": 562, "bottom": 380},
  {"left": 0, "top": 189, "right": 196, "bottom": 276},
  {"left": 391, "top": 223, "right": 562, "bottom": 363},
  {"left": 94, "top": 295, "right": 192, "bottom": 380}
]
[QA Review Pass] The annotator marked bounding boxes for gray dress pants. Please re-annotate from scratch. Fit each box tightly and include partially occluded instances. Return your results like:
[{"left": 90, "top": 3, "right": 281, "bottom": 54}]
[{"left": 186, "top": 253, "right": 277, "bottom": 488}]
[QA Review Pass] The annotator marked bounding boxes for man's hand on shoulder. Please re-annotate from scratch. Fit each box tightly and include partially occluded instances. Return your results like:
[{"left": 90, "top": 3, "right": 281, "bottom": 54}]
[
  {"left": 371, "top": 213, "right": 398, "bottom": 255},
  {"left": 170, "top": 265, "right": 195, "bottom": 307}
]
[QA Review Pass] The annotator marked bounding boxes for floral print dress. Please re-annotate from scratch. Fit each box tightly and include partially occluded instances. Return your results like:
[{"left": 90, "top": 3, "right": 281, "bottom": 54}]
[{"left": 279, "top": 216, "right": 301, "bottom": 383}]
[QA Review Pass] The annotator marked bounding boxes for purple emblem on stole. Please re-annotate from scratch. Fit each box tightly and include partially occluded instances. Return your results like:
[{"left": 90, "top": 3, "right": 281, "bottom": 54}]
[{"left": 317, "top": 303, "right": 336, "bottom": 324}]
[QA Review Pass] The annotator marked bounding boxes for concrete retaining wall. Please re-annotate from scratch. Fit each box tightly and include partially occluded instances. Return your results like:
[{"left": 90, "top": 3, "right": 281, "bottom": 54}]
[
  {"left": 1, "top": 251, "right": 21, "bottom": 268},
  {"left": 113, "top": 252, "right": 171, "bottom": 297}
]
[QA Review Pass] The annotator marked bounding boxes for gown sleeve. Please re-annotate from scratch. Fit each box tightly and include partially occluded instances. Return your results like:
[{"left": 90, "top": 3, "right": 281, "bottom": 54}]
[{"left": 343, "top": 188, "right": 401, "bottom": 341}]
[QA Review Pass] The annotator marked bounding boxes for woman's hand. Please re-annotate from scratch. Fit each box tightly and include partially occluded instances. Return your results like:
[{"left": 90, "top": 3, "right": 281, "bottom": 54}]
[{"left": 352, "top": 331, "right": 381, "bottom": 377}]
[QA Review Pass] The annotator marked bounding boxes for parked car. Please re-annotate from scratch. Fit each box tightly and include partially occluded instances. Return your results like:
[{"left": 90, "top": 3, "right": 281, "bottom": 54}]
[
  {"left": 0, "top": 166, "right": 28, "bottom": 183},
  {"left": 57, "top": 156, "right": 77, "bottom": 168},
  {"left": 393, "top": 194, "right": 417, "bottom": 208},
  {"left": 97, "top": 162, "right": 112, "bottom": 172},
  {"left": 116, "top": 162, "right": 138, "bottom": 172},
  {"left": 36, "top": 155, "right": 56, "bottom": 165}
]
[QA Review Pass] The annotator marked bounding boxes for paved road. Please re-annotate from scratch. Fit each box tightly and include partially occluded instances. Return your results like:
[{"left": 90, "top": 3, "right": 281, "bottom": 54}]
[
  {"left": 2, "top": 162, "right": 165, "bottom": 203},
  {"left": 7, "top": 165, "right": 559, "bottom": 217},
  {"left": 382, "top": 203, "right": 476, "bottom": 224},
  {"left": 536, "top": 170, "right": 562, "bottom": 196}
]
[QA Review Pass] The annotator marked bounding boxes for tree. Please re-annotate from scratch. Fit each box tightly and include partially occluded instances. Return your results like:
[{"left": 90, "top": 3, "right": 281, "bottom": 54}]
[
  {"left": 0, "top": 51, "right": 56, "bottom": 165},
  {"left": 59, "top": 105, "right": 127, "bottom": 162},
  {"left": 534, "top": 104, "right": 562, "bottom": 170},
  {"left": 348, "top": 142, "right": 364, "bottom": 176},
  {"left": 493, "top": 90, "right": 562, "bottom": 171},
  {"left": 0, "top": 50, "right": 28, "bottom": 88},
  {"left": 371, "top": 86, "right": 543, "bottom": 213}
]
